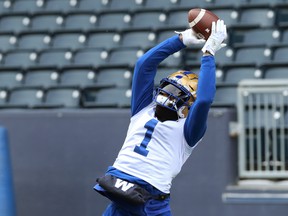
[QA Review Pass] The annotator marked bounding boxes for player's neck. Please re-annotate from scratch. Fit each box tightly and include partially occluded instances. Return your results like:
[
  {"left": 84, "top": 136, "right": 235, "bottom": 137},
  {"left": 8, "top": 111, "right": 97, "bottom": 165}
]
[{"left": 155, "top": 105, "right": 178, "bottom": 122}]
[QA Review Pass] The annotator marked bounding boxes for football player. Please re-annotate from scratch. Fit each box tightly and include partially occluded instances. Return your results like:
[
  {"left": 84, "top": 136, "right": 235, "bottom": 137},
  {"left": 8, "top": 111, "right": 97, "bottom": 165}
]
[{"left": 94, "top": 20, "right": 227, "bottom": 216}]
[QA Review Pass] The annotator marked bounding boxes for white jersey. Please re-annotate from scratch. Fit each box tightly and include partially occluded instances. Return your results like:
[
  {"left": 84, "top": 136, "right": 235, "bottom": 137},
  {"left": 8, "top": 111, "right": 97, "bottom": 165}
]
[{"left": 113, "top": 103, "right": 200, "bottom": 193}]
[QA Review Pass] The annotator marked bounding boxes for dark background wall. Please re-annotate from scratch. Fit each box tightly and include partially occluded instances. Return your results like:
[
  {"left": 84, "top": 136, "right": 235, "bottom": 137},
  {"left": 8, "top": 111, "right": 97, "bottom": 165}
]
[{"left": 0, "top": 108, "right": 287, "bottom": 216}]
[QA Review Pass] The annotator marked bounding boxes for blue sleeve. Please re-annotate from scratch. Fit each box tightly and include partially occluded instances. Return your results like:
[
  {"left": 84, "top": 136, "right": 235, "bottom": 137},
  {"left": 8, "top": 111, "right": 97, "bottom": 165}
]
[
  {"left": 131, "top": 35, "right": 186, "bottom": 116},
  {"left": 184, "top": 55, "right": 216, "bottom": 147}
]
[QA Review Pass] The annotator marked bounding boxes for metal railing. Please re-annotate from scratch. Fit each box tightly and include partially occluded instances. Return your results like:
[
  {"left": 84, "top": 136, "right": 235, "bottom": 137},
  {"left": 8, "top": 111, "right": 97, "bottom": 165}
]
[{"left": 237, "top": 79, "right": 288, "bottom": 178}]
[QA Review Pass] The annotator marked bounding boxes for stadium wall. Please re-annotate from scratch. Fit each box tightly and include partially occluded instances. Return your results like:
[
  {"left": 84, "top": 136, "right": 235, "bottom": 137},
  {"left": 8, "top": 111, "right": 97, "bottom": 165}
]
[{"left": 0, "top": 108, "right": 287, "bottom": 216}]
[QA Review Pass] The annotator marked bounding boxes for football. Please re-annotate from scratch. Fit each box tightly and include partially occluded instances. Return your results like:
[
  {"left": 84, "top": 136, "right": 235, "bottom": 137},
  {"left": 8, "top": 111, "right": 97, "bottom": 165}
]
[{"left": 188, "top": 8, "right": 219, "bottom": 40}]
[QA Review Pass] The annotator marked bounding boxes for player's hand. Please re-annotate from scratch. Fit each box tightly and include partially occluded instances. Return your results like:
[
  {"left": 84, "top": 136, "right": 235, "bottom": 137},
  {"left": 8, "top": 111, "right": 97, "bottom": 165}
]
[
  {"left": 175, "top": 29, "right": 205, "bottom": 46},
  {"left": 201, "top": 19, "right": 227, "bottom": 55}
]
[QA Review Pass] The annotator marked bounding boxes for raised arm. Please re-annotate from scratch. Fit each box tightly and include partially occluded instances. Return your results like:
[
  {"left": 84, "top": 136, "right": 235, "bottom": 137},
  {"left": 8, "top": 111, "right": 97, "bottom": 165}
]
[
  {"left": 184, "top": 20, "right": 227, "bottom": 147},
  {"left": 131, "top": 35, "right": 185, "bottom": 116},
  {"left": 184, "top": 55, "right": 216, "bottom": 147}
]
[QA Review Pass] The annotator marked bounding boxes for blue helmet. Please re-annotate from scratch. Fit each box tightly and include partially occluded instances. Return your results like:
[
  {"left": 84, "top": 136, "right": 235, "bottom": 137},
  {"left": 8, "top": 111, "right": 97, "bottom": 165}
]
[{"left": 154, "top": 70, "right": 198, "bottom": 118}]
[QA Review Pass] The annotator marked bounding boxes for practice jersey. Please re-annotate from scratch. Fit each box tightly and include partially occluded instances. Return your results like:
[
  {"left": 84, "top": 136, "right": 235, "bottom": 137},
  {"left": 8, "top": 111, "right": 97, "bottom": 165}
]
[
  {"left": 113, "top": 103, "right": 199, "bottom": 193},
  {"left": 102, "top": 35, "right": 215, "bottom": 194}
]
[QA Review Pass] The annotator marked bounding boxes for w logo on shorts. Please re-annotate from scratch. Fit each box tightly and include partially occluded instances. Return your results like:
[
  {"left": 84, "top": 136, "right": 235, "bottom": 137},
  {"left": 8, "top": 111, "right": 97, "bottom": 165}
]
[
  {"left": 114, "top": 179, "right": 135, "bottom": 192},
  {"left": 97, "top": 175, "right": 152, "bottom": 205}
]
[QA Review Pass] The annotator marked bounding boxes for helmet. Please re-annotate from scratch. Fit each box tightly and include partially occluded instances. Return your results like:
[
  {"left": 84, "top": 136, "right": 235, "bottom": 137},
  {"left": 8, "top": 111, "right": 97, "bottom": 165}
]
[{"left": 154, "top": 70, "right": 198, "bottom": 118}]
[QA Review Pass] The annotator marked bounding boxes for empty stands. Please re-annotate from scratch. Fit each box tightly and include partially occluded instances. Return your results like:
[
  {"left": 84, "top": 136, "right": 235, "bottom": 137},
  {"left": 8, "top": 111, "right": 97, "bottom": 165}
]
[{"left": 0, "top": 0, "right": 286, "bottom": 109}]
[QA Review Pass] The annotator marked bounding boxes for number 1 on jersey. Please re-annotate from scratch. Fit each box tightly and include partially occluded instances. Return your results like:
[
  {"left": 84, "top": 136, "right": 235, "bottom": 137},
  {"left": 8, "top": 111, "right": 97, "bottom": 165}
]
[{"left": 133, "top": 119, "right": 158, "bottom": 157}]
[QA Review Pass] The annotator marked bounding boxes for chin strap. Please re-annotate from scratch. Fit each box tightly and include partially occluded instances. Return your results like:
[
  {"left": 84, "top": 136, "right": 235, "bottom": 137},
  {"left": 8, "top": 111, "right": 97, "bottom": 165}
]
[{"left": 177, "top": 106, "right": 186, "bottom": 119}]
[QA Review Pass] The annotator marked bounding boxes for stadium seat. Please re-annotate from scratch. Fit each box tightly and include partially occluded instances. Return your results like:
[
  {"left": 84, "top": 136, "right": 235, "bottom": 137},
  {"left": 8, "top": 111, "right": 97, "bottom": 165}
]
[
  {"left": 64, "top": 13, "right": 98, "bottom": 31},
  {"left": 83, "top": 87, "right": 131, "bottom": 108},
  {"left": 107, "top": 48, "right": 143, "bottom": 67},
  {"left": 215, "top": 46, "right": 235, "bottom": 67},
  {"left": 51, "top": 32, "right": 86, "bottom": 50},
  {"left": 6, "top": 88, "right": 44, "bottom": 108},
  {"left": 179, "top": 0, "right": 214, "bottom": 8},
  {"left": 0, "top": 34, "right": 17, "bottom": 52},
  {"left": 72, "top": 48, "right": 108, "bottom": 67},
  {"left": 277, "top": 8, "right": 288, "bottom": 27},
  {"left": 210, "top": 8, "right": 239, "bottom": 27},
  {"left": 188, "top": 46, "right": 234, "bottom": 68},
  {"left": 156, "top": 30, "right": 175, "bottom": 44},
  {"left": 38, "top": 49, "right": 73, "bottom": 68},
  {"left": 0, "top": 0, "right": 12, "bottom": 13},
  {"left": 31, "top": 14, "right": 64, "bottom": 32},
  {"left": 59, "top": 69, "right": 97, "bottom": 88},
  {"left": 43, "top": 88, "right": 81, "bottom": 108},
  {"left": 271, "top": 47, "right": 288, "bottom": 64},
  {"left": 108, "top": 0, "right": 143, "bottom": 10},
  {"left": 0, "top": 71, "right": 23, "bottom": 89},
  {"left": 142, "top": 0, "right": 179, "bottom": 10},
  {"left": 98, "top": 12, "right": 132, "bottom": 30},
  {"left": 238, "top": 8, "right": 276, "bottom": 27},
  {"left": 43, "top": 0, "right": 78, "bottom": 13},
  {"left": 223, "top": 67, "right": 262, "bottom": 84},
  {"left": 0, "top": 15, "right": 31, "bottom": 34},
  {"left": 232, "top": 28, "right": 280, "bottom": 47},
  {"left": 234, "top": 47, "right": 272, "bottom": 66},
  {"left": 215, "top": 68, "right": 225, "bottom": 84},
  {"left": 264, "top": 67, "right": 288, "bottom": 79},
  {"left": 77, "top": 0, "right": 109, "bottom": 11},
  {"left": 3, "top": 50, "right": 37, "bottom": 68},
  {"left": 131, "top": 11, "right": 168, "bottom": 30},
  {"left": 23, "top": 70, "right": 59, "bottom": 88},
  {"left": 86, "top": 31, "right": 121, "bottom": 50},
  {"left": 213, "top": 0, "right": 246, "bottom": 6},
  {"left": 167, "top": 10, "right": 190, "bottom": 29},
  {"left": 12, "top": 0, "right": 44, "bottom": 13},
  {"left": 245, "top": 0, "right": 285, "bottom": 6},
  {"left": 17, "top": 33, "right": 51, "bottom": 51},
  {"left": 159, "top": 51, "right": 183, "bottom": 67},
  {"left": 184, "top": 48, "right": 202, "bottom": 66},
  {"left": 120, "top": 30, "right": 156, "bottom": 50},
  {"left": 96, "top": 68, "right": 132, "bottom": 88}
]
